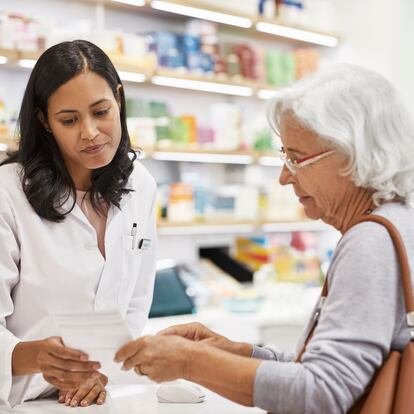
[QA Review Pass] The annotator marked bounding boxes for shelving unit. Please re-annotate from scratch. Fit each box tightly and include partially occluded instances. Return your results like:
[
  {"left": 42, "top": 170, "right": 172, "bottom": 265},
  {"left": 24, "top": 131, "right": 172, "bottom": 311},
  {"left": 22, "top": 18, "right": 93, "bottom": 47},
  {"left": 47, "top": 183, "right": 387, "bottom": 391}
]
[
  {"left": 81, "top": 0, "right": 340, "bottom": 47},
  {"left": 0, "top": 48, "right": 279, "bottom": 98},
  {"left": 0, "top": 138, "right": 282, "bottom": 166},
  {"left": 158, "top": 219, "right": 331, "bottom": 235},
  {"left": 0, "top": 0, "right": 340, "bottom": 253}
]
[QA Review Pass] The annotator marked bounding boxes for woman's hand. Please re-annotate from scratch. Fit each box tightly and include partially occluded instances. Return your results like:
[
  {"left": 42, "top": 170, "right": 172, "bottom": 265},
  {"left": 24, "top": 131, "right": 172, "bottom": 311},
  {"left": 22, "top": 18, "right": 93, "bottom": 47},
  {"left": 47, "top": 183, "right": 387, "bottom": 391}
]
[
  {"left": 158, "top": 323, "right": 252, "bottom": 357},
  {"left": 58, "top": 373, "right": 108, "bottom": 407},
  {"left": 36, "top": 336, "right": 101, "bottom": 391},
  {"left": 114, "top": 335, "right": 194, "bottom": 383}
]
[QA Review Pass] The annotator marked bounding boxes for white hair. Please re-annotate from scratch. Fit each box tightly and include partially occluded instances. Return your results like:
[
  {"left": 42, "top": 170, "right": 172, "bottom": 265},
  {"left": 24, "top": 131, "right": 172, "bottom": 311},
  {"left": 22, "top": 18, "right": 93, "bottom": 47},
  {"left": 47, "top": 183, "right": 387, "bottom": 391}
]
[{"left": 268, "top": 63, "right": 414, "bottom": 207}]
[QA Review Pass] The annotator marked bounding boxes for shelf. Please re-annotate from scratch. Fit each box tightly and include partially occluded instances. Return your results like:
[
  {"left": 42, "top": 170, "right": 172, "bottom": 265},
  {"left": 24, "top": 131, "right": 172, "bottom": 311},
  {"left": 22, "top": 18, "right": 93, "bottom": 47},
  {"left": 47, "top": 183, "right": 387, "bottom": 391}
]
[
  {"left": 86, "top": 0, "right": 340, "bottom": 47},
  {"left": 140, "top": 147, "right": 282, "bottom": 166},
  {"left": 0, "top": 140, "right": 283, "bottom": 166},
  {"left": 0, "top": 49, "right": 279, "bottom": 98},
  {"left": 157, "top": 219, "right": 332, "bottom": 235}
]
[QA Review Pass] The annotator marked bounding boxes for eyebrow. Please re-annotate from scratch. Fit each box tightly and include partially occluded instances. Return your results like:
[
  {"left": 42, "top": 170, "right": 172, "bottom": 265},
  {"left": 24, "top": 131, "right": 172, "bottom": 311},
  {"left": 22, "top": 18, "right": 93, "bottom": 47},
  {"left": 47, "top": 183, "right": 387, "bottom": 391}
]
[{"left": 54, "top": 99, "right": 111, "bottom": 115}]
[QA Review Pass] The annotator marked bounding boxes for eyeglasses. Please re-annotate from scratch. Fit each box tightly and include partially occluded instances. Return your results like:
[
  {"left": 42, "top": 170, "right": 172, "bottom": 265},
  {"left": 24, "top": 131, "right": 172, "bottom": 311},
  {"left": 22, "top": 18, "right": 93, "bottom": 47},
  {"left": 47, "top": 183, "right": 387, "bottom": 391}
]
[{"left": 279, "top": 146, "right": 335, "bottom": 174}]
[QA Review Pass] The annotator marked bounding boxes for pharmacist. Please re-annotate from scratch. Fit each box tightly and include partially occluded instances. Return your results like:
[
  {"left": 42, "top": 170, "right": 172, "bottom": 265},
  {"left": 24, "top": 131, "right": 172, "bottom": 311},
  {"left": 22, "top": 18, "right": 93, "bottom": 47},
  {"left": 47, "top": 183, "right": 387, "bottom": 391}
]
[{"left": 0, "top": 40, "right": 156, "bottom": 409}]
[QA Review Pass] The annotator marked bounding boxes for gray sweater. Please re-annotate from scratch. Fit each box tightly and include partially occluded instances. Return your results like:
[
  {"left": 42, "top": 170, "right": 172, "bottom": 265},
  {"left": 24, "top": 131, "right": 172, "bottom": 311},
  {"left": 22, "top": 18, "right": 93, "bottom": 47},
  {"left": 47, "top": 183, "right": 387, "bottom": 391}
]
[{"left": 252, "top": 202, "right": 414, "bottom": 414}]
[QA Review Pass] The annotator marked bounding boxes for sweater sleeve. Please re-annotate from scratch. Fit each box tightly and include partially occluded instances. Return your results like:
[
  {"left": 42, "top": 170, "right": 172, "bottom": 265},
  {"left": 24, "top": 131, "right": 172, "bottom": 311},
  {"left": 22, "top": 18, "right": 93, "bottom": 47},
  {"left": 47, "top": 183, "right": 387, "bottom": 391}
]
[
  {"left": 253, "top": 222, "right": 403, "bottom": 414},
  {"left": 0, "top": 191, "right": 22, "bottom": 408},
  {"left": 252, "top": 345, "right": 295, "bottom": 362}
]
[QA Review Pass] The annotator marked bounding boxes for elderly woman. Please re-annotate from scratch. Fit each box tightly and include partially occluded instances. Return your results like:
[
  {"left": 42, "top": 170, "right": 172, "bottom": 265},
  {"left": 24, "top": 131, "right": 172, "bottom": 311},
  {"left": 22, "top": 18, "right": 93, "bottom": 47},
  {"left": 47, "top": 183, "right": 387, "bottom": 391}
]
[{"left": 115, "top": 64, "right": 414, "bottom": 413}]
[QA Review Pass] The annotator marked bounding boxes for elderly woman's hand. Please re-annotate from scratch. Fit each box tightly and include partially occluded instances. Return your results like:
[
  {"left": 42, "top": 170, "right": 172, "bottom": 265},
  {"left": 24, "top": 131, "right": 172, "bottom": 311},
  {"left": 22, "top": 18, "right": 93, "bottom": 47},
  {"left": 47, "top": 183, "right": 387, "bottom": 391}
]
[
  {"left": 114, "top": 335, "right": 195, "bottom": 383},
  {"left": 158, "top": 322, "right": 252, "bottom": 357},
  {"left": 58, "top": 372, "right": 108, "bottom": 407}
]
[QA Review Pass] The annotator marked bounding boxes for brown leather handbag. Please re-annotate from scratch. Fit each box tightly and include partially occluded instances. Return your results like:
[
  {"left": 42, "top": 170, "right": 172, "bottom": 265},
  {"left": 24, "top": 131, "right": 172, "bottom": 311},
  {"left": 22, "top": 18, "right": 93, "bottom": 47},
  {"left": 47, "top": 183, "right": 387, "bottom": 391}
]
[{"left": 296, "top": 215, "right": 414, "bottom": 414}]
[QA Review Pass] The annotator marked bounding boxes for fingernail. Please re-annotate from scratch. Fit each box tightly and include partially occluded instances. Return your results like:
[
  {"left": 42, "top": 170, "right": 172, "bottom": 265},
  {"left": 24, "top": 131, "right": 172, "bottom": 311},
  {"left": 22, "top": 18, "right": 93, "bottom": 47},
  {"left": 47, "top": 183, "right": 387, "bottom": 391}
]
[
  {"left": 121, "top": 365, "right": 128, "bottom": 371},
  {"left": 80, "top": 355, "right": 88, "bottom": 361},
  {"left": 92, "top": 372, "right": 100, "bottom": 378},
  {"left": 71, "top": 400, "right": 78, "bottom": 407},
  {"left": 81, "top": 400, "right": 88, "bottom": 406},
  {"left": 93, "top": 363, "right": 101, "bottom": 370}
]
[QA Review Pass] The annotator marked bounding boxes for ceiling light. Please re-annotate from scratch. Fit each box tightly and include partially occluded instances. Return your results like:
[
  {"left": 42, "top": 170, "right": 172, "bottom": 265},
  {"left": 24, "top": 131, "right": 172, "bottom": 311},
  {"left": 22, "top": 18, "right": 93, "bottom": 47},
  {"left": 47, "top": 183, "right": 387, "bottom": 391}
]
[
  {"left": 118, "top": 71, "right": 146, "bottom": 83},
  {"left": 152, "top": 151, "right": 253, "bottom": 164},
  {"left": 151, "top": 1, "right": 252, "bottom": 28},
  {"left": 152, "top": 75, "right": 253, "bottom": 96},
  {"left": 256, "top": 21, "right": 339, "bottom": 47}
]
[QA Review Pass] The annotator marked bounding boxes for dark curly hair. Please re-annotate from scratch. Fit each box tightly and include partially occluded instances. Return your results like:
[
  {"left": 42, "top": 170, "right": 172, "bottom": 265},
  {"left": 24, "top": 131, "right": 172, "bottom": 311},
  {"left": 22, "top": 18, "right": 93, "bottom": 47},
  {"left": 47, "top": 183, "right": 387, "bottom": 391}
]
[{"left": 1, "top": 40, "right": 136, "bottom": 222}]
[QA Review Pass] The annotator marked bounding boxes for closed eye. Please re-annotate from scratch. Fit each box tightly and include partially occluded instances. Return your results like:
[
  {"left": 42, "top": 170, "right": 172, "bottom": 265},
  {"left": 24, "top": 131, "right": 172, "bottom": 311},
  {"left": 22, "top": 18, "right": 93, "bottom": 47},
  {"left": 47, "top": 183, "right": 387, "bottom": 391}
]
[
  {"left": 95, "top": 108, "right": 110, "bottom": 117},
  {"left": 61, "top": 117, "right": 77, "bottom": 126}
]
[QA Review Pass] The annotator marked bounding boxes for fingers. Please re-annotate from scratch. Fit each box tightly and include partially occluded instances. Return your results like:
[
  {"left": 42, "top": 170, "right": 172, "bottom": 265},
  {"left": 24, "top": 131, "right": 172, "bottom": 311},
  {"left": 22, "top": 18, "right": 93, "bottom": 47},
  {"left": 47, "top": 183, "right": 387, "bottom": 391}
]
[
  {"left": 157, "top": 323, "right": 210, "bottom": 341},
  {"left": 58, "top": 390, "right": 67, "bottom": 404},
  {"left": 114, "top": 337, "right": 149, "bottom": 363},
  {"left": 157, "top": 324, "right": 188, "bottom": 336},
  {"left": 45, "top": 366, "right": 100, "bottom": 383},
  {"left": 69, "top": 384, "right": 101, "bottom": 407},
  {"left": 64, "top": 391, "right": 75, "bottom": 406},
  {"left": 41, "top": 353, "right": 100, "bottom": 373},
  {"left": 47, "top": 337, "right": 89, "bottom": 362},
  {"left": 97, "top": 391, "right": 107, "bottom": 405}
]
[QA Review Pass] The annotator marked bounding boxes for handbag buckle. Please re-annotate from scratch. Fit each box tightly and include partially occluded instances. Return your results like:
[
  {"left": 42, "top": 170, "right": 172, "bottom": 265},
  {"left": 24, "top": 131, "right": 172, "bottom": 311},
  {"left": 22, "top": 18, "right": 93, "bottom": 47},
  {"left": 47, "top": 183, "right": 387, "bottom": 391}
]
[
  {"left": 407, "top": 312, "right": 414, "bottom": 327},
  {"left": 407, "top": 312, "right": 414, "bottom": 340}
]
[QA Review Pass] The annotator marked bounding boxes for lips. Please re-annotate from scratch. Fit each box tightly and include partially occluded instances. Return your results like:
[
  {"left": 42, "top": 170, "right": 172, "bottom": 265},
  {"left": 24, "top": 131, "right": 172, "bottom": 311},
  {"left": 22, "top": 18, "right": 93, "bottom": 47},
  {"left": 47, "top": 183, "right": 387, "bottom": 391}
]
[{"left": 82, "top": 143, "right": 106, "bottom": 154}]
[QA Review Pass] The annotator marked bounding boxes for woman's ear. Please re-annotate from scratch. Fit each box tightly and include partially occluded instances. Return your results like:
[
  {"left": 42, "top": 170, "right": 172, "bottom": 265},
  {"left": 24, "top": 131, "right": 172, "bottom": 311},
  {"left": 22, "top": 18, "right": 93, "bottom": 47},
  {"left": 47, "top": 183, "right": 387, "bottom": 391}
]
[
  {"left": 37, "top": 109, "right": 52, "bottom": 133},
  {"left": 116, "top": 84, "right": 123, "bottom": 110}
]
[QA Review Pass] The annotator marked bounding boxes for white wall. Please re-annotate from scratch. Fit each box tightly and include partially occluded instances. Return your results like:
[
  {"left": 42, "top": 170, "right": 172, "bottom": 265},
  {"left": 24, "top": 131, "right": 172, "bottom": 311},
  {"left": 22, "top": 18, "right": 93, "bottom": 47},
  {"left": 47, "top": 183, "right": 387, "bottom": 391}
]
[{"left": 332, "top": 0, "right": 414, "bottom": 116}]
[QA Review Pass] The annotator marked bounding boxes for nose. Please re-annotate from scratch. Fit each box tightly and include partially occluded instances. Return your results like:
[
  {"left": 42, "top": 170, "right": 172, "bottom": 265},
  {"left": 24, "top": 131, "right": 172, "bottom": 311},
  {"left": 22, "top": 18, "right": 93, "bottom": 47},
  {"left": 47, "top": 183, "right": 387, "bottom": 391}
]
[
  {"left": 80, "top": 117, "right": 99, "bottom": 141},
  {"left": 279, "top": 164, "right": 295, "bottom": 186}
]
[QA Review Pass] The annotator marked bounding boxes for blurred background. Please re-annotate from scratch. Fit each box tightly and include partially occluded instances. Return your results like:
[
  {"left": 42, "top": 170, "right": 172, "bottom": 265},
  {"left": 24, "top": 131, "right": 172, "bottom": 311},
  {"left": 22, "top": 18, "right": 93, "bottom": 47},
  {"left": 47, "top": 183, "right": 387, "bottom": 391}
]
[{"left": 0, "top": 0, "right": 412, "bottom": 351}]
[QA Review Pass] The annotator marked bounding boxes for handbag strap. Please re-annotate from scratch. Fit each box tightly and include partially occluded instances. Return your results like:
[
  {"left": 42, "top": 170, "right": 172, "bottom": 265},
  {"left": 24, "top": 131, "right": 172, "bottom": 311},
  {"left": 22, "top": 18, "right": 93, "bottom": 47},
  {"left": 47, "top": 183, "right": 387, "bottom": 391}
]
[{"left": 296, "top": 214, "right": 414, "bottom": 363}]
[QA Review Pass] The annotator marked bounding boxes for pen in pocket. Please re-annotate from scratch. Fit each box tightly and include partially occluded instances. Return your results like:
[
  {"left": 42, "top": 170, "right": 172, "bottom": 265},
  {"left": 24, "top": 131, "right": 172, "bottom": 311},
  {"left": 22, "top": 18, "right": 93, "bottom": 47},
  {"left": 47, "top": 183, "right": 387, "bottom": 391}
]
[{"left": 131, "top": 223, "right": 137, "bottom": 249}]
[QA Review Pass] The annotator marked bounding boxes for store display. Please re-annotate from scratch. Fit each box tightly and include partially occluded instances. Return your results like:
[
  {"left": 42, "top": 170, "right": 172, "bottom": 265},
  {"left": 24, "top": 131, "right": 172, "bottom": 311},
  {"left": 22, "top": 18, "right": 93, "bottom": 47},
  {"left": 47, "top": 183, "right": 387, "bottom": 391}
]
[
  {"left": 235, "top": 232, "right": 323, "bottom": 285},
  {"left": 0, "top": 0, "right": 339, "bottom": 270}
]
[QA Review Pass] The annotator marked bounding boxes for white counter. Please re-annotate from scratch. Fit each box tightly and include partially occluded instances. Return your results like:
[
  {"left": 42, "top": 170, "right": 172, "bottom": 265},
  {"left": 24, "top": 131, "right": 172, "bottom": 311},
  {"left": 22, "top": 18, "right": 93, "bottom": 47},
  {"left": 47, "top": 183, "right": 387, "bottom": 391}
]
[{"left": 11, "top": 383, "right": 265, "bottom": 414}]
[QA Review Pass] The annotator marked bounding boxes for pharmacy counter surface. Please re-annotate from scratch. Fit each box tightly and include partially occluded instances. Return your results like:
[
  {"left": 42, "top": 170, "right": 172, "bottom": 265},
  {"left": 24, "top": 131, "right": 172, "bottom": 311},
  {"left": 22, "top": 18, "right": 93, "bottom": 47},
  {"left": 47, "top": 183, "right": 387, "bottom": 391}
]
[{"left": 10, "top": 383, "right": 265, "bottom": 414}]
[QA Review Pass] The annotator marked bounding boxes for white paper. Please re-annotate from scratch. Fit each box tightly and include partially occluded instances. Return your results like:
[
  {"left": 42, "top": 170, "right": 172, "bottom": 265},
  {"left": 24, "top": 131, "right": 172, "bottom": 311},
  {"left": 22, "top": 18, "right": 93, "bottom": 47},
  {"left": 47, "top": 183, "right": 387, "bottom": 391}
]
[{"left": 53, "top": 310, "right": 141, "bottom": 384}]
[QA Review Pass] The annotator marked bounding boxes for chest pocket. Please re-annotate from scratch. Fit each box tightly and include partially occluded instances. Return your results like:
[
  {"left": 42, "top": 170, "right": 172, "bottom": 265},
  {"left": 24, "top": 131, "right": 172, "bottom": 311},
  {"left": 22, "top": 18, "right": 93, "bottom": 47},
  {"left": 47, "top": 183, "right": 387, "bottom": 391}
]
[{"left": 119, "top": 235, "right": 145, "bottom": 304}]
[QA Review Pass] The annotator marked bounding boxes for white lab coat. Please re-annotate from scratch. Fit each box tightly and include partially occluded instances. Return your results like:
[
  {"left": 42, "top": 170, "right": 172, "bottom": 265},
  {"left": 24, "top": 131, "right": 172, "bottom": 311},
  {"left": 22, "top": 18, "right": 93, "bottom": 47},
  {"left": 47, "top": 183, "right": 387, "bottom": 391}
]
[{"left": 0, "top": 161, "right": 157, "bottom": 408}]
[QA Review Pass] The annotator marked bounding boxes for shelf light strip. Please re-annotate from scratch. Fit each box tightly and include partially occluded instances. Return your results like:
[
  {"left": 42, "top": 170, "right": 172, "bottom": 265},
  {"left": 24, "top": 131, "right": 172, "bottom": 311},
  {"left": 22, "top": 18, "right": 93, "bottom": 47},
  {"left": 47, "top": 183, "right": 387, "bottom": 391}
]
[
  {"left": 262, "top": 221, "right": 330, "bottom": 232},
  {"left": 152, "top": 151, "right": 253, "bottom": 164},
  {"left": 118, "top": 70, "right": 146, "bottom": 83},
  {"left": 0, "top": 56, "right": 8, "bottom": 65},
  {"left": 258, "top": 156, "right": 283, "bottom": 167},
  {"left": 255, "top": 21, "right": 339, "bottom": 47},
  {"left": 18, "top": 59, "right": 37, "bottom": 68},
  {"left": 151, "top": 1, "right": 252, "bottom": 28},
  {"left": 152, "top": 75, "right": 253, "bottom": 96},
  {"left": 110, "top": 0, "right": 146, "bottom": 6},
  {"left": 257, "top": 88, "right": 279, "bottom": 100},
  {"left": 158, "top": 224, "right": 256, "bottom": 235}
]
